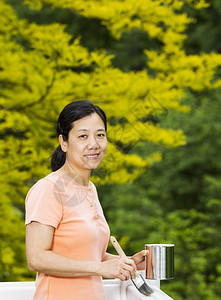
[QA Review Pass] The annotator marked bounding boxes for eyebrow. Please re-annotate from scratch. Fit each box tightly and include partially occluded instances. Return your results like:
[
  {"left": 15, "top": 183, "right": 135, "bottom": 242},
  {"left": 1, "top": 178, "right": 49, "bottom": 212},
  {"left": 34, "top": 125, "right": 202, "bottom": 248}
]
[{"left": 77, "top": 128, "right": 105, "bottom": 132}]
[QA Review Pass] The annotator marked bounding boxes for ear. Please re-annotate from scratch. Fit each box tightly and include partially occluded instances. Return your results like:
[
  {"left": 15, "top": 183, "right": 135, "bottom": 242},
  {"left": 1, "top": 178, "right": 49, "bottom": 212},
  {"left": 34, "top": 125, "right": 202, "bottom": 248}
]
[{"left": 58, "top": 134, "right": 67, "bottom": 153}]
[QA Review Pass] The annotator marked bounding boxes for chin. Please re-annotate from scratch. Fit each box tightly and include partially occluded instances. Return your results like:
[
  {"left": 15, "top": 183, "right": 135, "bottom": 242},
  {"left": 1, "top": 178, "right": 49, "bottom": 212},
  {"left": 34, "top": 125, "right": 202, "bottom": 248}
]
[
  {"left": 83, "top": 155, "right": 104, "bottom": 169},
  {"left": 87, "top": 161, "right": 102, "bottom": 170}
]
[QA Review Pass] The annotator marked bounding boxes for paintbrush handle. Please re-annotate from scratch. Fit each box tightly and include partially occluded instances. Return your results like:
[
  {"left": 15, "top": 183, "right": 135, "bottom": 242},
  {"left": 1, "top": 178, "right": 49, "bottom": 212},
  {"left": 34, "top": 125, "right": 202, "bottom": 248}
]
[
  {"left": 110, "top": 236, "right": 127, "bottom": 258},
  {"left": 110, "top": 236, "right": 139, "bottom": 277}
]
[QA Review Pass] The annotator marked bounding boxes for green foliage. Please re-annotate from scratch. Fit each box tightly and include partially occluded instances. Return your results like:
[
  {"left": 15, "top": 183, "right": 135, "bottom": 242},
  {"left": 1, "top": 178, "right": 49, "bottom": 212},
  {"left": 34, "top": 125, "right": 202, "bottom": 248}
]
[
  {"left": 0, "top": 195, "right": 33, "bottom": 281},
  {"left": 103, "top": 88, "right": 221, "bottom": 299},
  {"left": 184, "top": 0, "right": 221, "bottom": 54},
  {"left": 1, "top": 0, "right": 193, "bottom": 191}
]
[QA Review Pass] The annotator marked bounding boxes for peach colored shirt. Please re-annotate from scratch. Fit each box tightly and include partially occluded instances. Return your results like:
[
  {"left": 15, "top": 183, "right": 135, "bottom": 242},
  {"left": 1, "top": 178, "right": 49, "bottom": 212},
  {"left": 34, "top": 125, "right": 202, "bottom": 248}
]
[{"left": 25, "top": 171, "right": 110, "bottom": 300}]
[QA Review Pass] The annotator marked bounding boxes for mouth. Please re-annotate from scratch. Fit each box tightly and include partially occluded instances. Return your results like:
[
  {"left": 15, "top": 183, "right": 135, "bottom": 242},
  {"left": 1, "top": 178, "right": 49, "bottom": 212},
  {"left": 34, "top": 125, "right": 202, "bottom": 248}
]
[{"left": 84, "top": 153, "right": 100, "bottom": 160}]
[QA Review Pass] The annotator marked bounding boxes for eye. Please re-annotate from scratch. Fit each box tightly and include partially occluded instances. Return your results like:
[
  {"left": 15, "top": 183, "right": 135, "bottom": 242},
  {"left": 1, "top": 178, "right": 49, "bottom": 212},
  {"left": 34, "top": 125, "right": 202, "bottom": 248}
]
[
  {"left": 79, "top": 134, "right": 87, "bottom": 139},
  {"left": 97, "top": 133, "right": 106, "bottom": 138}
]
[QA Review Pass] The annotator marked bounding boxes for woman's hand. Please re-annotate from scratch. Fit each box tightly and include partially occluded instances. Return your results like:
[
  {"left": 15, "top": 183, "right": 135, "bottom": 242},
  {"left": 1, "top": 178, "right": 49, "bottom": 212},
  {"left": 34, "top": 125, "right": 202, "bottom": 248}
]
[
  {"left": 100, "top": 257, "right": 137, "bottom": 281},
  {"left": 131, "top": 250, "right": 149, "bottom": 270}
]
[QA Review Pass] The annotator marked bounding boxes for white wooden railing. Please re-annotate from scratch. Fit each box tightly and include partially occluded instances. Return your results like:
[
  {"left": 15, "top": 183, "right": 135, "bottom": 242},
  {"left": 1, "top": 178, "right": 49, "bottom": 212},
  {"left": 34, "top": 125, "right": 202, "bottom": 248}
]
[{"left": 0, "top": 276, "right": 173, "bottom": 300}]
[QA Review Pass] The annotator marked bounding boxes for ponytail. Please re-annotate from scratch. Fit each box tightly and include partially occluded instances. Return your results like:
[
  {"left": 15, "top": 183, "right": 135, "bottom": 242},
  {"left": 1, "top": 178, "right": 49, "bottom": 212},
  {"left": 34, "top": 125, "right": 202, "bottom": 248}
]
[{"left": 51, "top": 145, "right": 66, "bottom": 171}]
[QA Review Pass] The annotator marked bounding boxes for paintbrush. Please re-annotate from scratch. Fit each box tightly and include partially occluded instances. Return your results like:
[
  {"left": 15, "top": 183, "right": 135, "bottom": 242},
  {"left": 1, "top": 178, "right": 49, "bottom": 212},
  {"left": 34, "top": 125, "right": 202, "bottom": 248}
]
[{"left": 110, "top": 236, "right": 154, "bottom": 296}]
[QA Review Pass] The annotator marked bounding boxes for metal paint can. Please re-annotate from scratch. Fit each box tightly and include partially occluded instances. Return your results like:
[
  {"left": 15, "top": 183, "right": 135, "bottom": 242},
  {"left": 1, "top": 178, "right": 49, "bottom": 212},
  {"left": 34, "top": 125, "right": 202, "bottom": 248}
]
[{"left": 145, "top": 244, "right": 175, "bottom": 280}]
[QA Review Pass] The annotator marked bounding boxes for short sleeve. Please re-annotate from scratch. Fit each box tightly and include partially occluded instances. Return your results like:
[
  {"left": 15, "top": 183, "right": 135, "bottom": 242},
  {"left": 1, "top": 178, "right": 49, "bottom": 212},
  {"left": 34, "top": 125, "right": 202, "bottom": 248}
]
[{"left": 25, "top": 178, "right": 62, "bottom": 228}]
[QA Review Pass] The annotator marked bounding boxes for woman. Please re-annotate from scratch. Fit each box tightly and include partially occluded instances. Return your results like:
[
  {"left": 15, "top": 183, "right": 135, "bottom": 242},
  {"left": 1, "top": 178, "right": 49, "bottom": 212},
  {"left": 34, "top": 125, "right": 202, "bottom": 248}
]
[{"left": 25, "top": 100, "right": 147, "bottom": 300}]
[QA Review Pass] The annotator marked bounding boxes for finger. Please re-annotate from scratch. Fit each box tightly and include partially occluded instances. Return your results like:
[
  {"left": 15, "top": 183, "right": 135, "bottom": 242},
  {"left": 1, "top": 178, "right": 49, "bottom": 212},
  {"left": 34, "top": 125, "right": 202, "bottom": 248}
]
[
  {"left": 125, "top": 258, "right": 137, "bottom": 272},
  {"left": 116, "top": 269, "right": 127, "bottom": 281},
  {"left": 118, "top": 258, "right": 137, "bottom": 278},
  {"left": 119, "top": 273, "right": 127, "bottom": 281},
  {"left": 123, "top": 264, "right": 136, "bottom": 279},
  {"left": 142, "top": 249, "right": 149, "bottom": 256},
  {"left": 119, "top": 269, "right": 130, "bottom": 281},
  {"left": 132, "top": 250, "right": 149, "bottom": 264}
]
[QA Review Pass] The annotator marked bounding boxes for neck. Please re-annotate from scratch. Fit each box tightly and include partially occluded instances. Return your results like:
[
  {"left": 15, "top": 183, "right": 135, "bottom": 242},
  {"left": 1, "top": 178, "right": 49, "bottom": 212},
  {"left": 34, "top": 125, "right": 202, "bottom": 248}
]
[{"left": 61, "top": 163, "right": 91, "bottom": 187}]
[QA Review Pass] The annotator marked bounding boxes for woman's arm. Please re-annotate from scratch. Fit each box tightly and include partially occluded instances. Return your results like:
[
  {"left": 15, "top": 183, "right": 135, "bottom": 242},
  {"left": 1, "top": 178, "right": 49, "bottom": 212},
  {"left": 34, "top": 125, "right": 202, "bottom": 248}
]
[
  {"left": 102, "top": 252, "right": 119, "bottom": 261},
  {"left": 26, "top": 221, "right": 136, "bottom": 280}
]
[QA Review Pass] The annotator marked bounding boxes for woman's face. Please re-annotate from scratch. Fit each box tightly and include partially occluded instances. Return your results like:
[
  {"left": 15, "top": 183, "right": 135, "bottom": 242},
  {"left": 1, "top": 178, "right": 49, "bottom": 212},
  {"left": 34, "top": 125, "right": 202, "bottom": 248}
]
[{"left": 60, "top": 113, "right": 107, "bottom": 172}]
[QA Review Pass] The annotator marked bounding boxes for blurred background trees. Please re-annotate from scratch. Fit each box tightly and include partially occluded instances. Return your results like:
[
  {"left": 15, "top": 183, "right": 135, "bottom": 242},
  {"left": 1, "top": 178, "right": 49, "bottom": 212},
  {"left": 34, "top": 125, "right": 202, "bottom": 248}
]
[{"left": 1, "top": 0, "right": 221, "bottom": 299}]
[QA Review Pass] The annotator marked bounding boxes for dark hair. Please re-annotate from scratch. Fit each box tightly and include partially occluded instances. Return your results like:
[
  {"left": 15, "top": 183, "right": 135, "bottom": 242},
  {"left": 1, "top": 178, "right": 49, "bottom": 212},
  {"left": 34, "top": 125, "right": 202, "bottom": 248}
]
[{"left": 51, "top": 100, "right": 107, "bottom": 171}]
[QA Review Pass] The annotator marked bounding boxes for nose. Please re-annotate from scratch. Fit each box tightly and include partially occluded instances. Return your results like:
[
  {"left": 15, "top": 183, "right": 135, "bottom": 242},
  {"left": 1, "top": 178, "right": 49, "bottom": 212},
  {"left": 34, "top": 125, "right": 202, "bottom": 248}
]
[{"left": 87, "top": 136, "right": 100, "bottom": 149}]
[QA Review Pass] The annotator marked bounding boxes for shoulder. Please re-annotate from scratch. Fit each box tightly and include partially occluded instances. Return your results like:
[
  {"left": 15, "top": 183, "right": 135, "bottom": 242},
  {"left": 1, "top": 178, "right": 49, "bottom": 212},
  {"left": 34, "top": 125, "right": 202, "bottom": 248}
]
[
  {"left": 25, "top": 173, "right": 59, "bottom": 202},
  {"left": 25, "top": 173, "right": 63, "bottom": 227}
]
